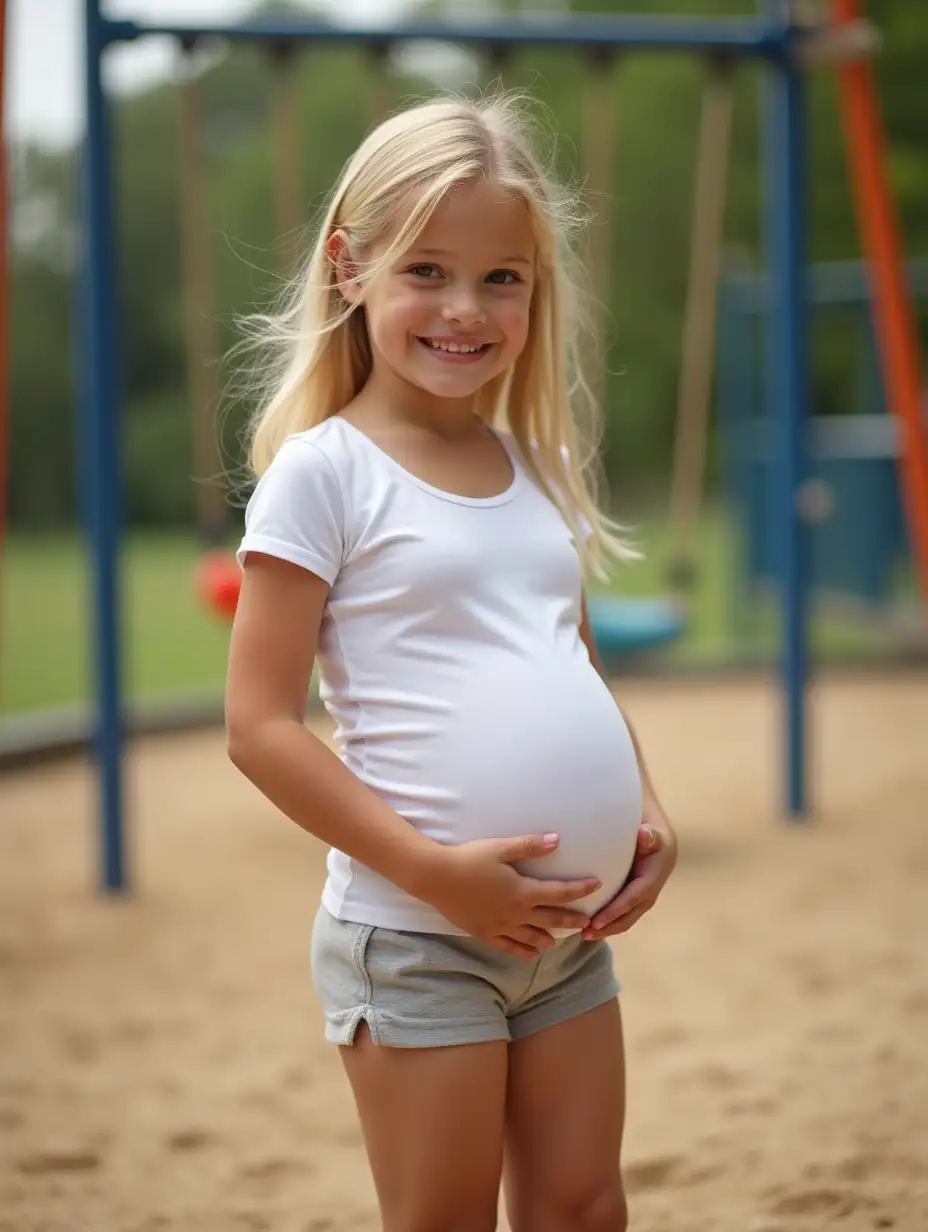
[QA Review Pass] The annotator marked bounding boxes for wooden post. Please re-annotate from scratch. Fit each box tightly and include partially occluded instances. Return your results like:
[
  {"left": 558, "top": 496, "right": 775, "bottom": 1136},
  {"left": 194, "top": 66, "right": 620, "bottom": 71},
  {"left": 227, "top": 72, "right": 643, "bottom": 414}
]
[
  {"left": 668, "top": 62, "right": 734, "bottom": 593},
  {"left": 582, "top": 48, "right": 618, "bottom": 403},
  {"left": 177, "top": 48, "right": 226, "bottom": 544},
  {"left": 269, "top": 42, "right": 303, "bottom": 275}
]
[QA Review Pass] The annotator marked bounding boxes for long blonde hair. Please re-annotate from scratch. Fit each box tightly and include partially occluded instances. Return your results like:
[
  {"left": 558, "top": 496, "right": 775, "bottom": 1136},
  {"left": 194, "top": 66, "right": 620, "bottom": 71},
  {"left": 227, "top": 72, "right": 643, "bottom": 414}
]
[{"left": 242, "top": 90, "right": 634, "bottom": 576}]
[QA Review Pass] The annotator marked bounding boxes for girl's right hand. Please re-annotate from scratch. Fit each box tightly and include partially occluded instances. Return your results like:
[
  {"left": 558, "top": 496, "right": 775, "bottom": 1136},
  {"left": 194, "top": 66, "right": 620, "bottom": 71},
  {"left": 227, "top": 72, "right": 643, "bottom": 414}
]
[{"left": 423, "top": 833, "right": 601, "bottom": 958}]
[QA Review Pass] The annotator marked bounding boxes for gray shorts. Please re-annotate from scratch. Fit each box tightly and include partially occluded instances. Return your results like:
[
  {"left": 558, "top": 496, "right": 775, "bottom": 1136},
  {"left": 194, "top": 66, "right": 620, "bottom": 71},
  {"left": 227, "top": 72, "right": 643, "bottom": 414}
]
[{"left": 310, "top": 905, "right": 620, "bottom": 1049}]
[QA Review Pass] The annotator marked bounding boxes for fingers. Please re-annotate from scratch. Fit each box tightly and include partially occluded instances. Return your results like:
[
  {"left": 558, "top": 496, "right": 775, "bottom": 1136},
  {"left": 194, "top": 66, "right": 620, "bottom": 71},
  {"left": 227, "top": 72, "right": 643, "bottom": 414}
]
[
  {"left": 585, "top": 884, "right": 657, "bottom": 937},
  {"left": 588, "top": 884, "right": 645, "bottom": 931},
  {"left": 493, "top": 928, "right": 553, "bottom": 959},
  {"left": 493, "top": 936, "right": 540, "bottom": 959},
  {"left": 500, "top": 832, "right": 561, "bottom": 862},
  {"left": 636, "top": 824, "right": 661, "bottom": 854},
  {"left": 527, "top": 876, "right": 602, "bottom": 906},
  {"left": 584, "top": 901, "right": 651, "bottom": 940},
  {"left": 532, "top": 906, "right": 592, "bottom": 931},
  {"left": 514, "top": 925, "right": 557, "bottom": 951}
]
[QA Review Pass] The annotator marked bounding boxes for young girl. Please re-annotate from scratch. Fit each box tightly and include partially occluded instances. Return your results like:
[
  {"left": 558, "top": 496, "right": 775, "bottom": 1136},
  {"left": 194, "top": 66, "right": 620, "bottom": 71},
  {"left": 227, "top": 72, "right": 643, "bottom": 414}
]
[{"left": 226, "top": 92, "right": 677, "bottom": 1232}]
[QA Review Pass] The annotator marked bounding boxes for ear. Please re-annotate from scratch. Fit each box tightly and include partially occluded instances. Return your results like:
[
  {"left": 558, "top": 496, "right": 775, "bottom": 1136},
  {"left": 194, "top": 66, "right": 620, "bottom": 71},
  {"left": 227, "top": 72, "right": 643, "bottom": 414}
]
[{"left": 326, "top": 230, "right": 362, "bottom": 305}]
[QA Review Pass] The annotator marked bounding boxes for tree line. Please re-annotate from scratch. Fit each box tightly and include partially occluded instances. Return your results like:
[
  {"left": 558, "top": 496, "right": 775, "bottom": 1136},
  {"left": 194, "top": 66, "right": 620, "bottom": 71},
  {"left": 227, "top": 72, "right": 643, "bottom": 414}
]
[{"left": 9, "top": 0, "right": 928, "bottom": 530}]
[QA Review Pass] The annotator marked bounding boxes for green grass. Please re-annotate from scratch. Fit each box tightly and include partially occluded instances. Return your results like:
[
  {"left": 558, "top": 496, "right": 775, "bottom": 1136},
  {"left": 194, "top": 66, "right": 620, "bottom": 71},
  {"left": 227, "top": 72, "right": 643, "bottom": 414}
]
[
  {"left": 595, "top": 506, "right": 894, "bottom": 666},
  {"left": 0, "top": 513, "right": 903, "bottom": 719},
  {"left": 2, "top": 533, "right": 235, "bottom": 717}
]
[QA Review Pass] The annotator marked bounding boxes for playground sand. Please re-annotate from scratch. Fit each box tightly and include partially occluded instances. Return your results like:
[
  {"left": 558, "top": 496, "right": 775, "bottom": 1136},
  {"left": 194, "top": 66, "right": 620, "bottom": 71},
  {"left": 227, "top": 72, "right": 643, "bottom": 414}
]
[{"left": 1, "top": 674, "right": 927, "bottom": 1231}]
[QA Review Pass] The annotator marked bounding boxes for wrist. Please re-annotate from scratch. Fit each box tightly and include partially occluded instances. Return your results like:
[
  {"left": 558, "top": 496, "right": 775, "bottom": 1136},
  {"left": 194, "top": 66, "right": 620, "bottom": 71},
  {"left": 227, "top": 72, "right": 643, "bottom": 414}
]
[{"left": 393, "top": 834, "right": 453, "bottom": 904}]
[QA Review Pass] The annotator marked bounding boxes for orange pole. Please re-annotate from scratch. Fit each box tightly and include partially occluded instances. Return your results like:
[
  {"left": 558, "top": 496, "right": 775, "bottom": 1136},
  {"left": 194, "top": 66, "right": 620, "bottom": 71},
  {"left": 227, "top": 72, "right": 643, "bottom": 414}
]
[
  {"left": 0, "top": 0, "right": 7, "bottom": 703},
  {"left": 830, "top": 0, "right": 928, "bottom": 602}
]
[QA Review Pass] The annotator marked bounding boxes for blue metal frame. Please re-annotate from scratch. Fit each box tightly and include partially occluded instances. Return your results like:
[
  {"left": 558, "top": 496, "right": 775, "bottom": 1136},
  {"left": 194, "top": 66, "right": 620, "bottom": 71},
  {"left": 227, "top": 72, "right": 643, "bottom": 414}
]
[
  {"left": 83, "top": 0, "right": 127, "bottom": 890},
  {"left": 80, "top": 1, "right": 810, "bottom": 891},
  {"left": 761, "top": 0, "right": 809, "bottom": 819},
  {"left": 724, "top": 258, "right": 928, "bottom": 311},
  {"left": 99, "top": 14, "right": 786, "bottom": 57}
]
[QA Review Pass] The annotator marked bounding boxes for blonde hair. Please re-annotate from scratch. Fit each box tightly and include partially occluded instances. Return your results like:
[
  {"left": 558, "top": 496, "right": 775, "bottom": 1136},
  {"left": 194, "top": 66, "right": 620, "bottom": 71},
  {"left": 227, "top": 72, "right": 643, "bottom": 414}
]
[{"left": 242, "top": 90, "right": 634, "bottom": 576}]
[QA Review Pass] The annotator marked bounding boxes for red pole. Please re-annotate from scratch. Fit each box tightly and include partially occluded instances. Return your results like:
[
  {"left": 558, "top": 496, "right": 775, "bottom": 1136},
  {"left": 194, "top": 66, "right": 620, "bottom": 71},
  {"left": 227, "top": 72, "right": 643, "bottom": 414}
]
[{"left": 830, "top": 0, "right": 928, "bottom": 603}]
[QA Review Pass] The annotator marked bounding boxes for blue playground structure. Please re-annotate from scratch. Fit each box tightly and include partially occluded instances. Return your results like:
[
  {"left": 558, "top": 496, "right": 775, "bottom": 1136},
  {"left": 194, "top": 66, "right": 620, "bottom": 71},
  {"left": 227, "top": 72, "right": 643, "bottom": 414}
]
[
  {"left": 83, "top": 0, "right": 816, "bottom": 891},
  {"left": 718, "top": 259, "right": 924, "bottom": 619}
]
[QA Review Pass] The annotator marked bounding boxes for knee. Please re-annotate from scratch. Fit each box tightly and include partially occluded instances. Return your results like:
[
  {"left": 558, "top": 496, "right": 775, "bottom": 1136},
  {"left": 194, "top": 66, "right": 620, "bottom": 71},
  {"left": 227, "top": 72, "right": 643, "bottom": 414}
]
[
  {"left": 566, "top": 1184, "right": 628, "bottom": 1232},
  {"left": 514, "top": 1181, "right": 627, "bottom": 1232},
  {"left": 585, "top": 1184, "right": 628, "bottom": 1232}
]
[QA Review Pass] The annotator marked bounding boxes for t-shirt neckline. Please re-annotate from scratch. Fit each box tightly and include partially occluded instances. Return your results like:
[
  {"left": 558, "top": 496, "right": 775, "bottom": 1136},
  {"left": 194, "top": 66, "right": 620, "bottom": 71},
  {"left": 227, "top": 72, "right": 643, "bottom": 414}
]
[{"left": 332, "top": 416, "right": 524, "bottom": 508}]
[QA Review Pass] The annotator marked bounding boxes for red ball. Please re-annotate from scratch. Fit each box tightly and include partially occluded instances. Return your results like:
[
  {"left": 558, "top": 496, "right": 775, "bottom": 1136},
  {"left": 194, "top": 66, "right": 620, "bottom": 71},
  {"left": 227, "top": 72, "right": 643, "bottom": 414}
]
[{"left": 196, "top": 551, "right": 242, "bottom": 621}]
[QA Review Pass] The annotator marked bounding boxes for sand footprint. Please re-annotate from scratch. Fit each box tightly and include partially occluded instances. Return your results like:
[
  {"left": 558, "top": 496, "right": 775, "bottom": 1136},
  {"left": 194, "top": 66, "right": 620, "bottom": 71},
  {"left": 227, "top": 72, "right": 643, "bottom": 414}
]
[
  {"left": 636, "top": 1025, "right": 688, "bottom": 1054},
  {"left": 767, "top": 1186, "right": 874, "bottom": 1218},
  {"left": 16, "top": 1148, "right": 101, "bottom": 1174},
  {"left": 239, "top": 1157, "right": 313, "bottom": 1181},
  {"left": 726, "top": 1095, "right": 777, "bottom": 1115},
  {"left": 623, "top": 1155, "right": 682, "bottom": 1192},
  {"left": 165, "top": 1128, "right": 216, "bottom": 1152},
  {"left": 679, "top": 1063, "right": 746, "bottom": 1092}
]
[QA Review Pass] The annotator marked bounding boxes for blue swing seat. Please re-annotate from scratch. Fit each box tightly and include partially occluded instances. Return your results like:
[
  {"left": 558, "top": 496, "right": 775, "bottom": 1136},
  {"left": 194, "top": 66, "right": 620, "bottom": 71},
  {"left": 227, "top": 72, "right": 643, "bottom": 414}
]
[{"left": 587, "top": 595, "right": 687, "bottom": 656}]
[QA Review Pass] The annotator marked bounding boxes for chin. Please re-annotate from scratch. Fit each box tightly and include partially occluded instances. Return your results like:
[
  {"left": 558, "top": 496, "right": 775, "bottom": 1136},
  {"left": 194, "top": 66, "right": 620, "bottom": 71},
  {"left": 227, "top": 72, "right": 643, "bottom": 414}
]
[
  {"left": 406, "top": 373, "right": 488, "bottom": 401},
  {"left": 423, "top": 361, "right": 507, "bottom": 393}
]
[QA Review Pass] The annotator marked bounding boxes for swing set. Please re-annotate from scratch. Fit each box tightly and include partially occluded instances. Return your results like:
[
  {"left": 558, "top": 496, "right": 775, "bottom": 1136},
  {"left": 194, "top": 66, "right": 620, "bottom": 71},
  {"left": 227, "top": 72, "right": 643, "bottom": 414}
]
[{"left": 1, "top": 3, "right": 926, "bottom": 893}]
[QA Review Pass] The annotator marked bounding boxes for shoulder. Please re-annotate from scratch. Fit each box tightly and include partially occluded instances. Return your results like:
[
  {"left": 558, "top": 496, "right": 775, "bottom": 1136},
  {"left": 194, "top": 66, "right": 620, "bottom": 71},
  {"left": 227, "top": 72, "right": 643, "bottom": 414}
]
[
  {"left": 495, "top": 429, "right": 575, "bottom": 489},
  {"left": 274, "top": 417, "right": 350, "bottom": 479},
  {"left": 498, "top": 429, "right": 593, "bottom": 541},
  {"left": 255, "top": 418, "right": 372, "bottom": 508}
]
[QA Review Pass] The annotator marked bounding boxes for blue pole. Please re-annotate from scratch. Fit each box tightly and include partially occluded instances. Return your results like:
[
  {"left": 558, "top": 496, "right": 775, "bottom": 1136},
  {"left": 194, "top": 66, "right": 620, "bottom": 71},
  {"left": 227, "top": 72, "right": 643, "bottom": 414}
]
[
  {"left": 99, "top": 13, "right": 785, "bottom": 56},
  {"left": 83, "top": 0, "right": 127, "bottom": 889},
  {"left": 761, "top": 1, "right": 809, "bottom": 819}
]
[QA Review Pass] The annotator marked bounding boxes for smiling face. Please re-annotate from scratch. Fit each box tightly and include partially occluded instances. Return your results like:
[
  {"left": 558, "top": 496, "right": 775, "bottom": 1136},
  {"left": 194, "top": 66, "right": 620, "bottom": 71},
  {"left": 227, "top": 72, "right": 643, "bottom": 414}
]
[{"left": 340, "top": 179, "right": 537, "bottom": 411}]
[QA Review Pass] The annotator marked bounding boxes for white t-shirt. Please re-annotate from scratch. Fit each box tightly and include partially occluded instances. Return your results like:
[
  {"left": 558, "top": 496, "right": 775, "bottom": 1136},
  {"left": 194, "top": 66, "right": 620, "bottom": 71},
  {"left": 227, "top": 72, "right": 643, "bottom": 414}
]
[{"left": 237, "top": 415, "right": 642, "bottom": 934}]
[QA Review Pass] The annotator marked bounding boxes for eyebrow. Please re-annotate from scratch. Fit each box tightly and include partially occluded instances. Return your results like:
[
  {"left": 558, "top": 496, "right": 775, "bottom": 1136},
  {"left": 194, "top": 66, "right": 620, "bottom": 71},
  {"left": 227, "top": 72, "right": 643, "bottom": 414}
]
[{"left": 410, "top": 248, "right": 534, "bottom": 266}]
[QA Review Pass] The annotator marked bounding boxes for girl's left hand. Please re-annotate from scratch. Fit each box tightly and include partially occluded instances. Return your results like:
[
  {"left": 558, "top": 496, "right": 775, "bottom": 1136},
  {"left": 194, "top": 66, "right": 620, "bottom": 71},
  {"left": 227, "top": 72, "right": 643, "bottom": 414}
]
[{"left": 581, "top": 808, "right": 678, "bottom": 940}]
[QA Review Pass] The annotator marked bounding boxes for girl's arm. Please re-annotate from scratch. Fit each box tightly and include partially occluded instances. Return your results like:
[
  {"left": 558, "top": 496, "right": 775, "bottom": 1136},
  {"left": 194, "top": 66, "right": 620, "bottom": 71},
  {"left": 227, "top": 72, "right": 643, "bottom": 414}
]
[{"left": 225, "top": 553, "right": 444, "bottom": 900}]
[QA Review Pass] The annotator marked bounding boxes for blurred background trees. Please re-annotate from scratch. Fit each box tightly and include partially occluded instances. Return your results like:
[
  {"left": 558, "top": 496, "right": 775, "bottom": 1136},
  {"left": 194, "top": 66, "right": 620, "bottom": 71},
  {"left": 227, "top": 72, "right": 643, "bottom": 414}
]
[{"left": 9, "top": 0, "right": 928, "bottom": 529}]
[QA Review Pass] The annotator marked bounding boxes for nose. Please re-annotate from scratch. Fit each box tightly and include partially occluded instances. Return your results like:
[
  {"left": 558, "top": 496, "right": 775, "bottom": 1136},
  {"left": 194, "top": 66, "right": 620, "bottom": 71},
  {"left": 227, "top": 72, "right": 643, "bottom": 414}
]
[{"left": 441, "top": 283, "right": 486, "bottom": 327}]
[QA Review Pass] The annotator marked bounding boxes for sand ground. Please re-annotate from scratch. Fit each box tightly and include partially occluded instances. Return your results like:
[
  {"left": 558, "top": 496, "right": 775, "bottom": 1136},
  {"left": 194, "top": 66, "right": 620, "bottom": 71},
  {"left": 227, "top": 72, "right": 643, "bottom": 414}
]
[{"left": 1, "top": 674, "right": 927, "bottom": 1232}]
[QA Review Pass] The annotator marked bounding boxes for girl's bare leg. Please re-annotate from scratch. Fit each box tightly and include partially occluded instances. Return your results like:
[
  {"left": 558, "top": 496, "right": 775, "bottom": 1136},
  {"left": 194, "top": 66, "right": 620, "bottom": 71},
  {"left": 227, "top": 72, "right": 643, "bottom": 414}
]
[
  {"left": 341, "top": 1022, "right": 508, "bottom": 1232},
  {"left": 503, "top": 1000, "right": 627, "bottom": 1232}
]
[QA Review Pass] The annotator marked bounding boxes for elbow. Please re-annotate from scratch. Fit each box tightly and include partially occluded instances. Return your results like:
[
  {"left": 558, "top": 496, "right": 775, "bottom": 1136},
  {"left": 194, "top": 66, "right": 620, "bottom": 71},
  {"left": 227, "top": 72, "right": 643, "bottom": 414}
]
[
  {"left": 225, "top": 710, "right": 297, "bottom": 772},
  {"left": 226, "top": 727, "right": 249, "bottom": 772},
  {"left": 225, "top": 711, "right": 259, "bottom": 771}
]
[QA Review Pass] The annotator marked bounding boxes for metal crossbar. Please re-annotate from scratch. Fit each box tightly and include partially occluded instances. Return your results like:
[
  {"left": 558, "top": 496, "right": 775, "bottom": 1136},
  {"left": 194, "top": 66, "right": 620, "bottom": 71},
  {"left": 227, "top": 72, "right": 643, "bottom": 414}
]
[{"left": 100, "top": 13, "right": 787, "bottom": 58}]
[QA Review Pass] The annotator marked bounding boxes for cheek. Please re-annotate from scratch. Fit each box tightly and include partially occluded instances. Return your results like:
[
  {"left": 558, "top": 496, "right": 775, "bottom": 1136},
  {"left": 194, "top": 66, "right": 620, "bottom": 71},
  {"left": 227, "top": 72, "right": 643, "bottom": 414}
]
[
  {"left": 495, "top": 298, "right": 532, "bottom": 348},
  {"left": 364, "top": 292, "right": 426, "bottom": 355},
  {"left": 382, "top": 290, "right": 432, "bottom": 332}
]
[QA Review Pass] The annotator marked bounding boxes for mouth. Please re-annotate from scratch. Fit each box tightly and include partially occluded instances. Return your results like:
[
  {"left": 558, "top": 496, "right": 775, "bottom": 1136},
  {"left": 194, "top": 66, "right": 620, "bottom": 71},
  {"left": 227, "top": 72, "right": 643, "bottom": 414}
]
[{"left": 417, "top": 337, "right": 494, "bottom": 364}]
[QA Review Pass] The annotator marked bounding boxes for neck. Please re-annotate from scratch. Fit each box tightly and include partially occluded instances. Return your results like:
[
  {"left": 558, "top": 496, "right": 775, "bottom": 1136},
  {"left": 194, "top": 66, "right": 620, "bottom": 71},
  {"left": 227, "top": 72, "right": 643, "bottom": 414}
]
[{"left": 354, "top": 357, "right": 484, "bottom": 438}]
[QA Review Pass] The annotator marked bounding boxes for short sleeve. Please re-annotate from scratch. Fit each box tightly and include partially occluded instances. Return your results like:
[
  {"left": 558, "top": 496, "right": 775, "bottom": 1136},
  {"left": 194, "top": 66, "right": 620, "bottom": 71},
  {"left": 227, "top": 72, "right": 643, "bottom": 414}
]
[{"left": 236, "top": 438, "right": 345, "bottom": 584}]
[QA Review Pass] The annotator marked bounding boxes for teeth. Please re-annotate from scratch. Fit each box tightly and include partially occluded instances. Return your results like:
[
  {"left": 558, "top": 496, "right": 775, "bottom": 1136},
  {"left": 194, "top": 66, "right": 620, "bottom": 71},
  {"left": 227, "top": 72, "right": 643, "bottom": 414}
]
[{"left": 426, "top": 340, "right": 484, "bottom": 354}]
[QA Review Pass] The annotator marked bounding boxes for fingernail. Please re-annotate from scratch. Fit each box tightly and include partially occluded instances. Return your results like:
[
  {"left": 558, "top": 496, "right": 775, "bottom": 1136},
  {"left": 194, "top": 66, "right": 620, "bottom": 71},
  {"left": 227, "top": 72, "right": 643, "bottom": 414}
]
[{"left": 543, "top": 832, "right": 559, "bottom": 845}]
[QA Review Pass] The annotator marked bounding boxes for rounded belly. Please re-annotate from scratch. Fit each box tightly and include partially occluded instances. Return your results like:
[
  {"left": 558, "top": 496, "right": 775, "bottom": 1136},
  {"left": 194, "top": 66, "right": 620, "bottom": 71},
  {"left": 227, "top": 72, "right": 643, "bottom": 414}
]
[{"left": 427, "top": 651, "right": 643, "bottom": 922}]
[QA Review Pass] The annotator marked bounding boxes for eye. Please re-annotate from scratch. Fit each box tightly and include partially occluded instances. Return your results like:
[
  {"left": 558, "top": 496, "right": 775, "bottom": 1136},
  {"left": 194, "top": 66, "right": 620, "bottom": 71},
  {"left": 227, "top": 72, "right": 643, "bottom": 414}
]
[
  {"left": 407, "top": 264, "right": 442, "bottom": 279},
  {"left": 486, "top": 269, "right": 522, "bottom": 285}
]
